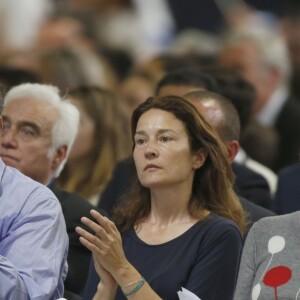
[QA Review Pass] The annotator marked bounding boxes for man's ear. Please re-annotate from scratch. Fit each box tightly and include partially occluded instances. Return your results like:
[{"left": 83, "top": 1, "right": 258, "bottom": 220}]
[
  {"left": 51, "top": 145, "right": 67, "bottom": 170},
  {"left": 225, "top": 140, "right": 240, "bottom": 162},
  {"left": 193, "top": 148, "right": 208, "bottom": 170},
  {"left": 0, "top": 116, "right": 3, "bottom": 129}
]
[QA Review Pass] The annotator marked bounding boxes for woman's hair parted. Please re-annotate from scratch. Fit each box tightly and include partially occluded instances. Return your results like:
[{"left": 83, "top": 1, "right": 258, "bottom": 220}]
[{"left": 113, "top": 95, "right": 247, "bottom": 234}]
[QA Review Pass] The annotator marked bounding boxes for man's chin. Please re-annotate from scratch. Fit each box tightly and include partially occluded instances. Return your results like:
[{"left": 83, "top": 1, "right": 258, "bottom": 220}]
[{"left": 1, "top": 156, "right": 18, "bottom": 168}]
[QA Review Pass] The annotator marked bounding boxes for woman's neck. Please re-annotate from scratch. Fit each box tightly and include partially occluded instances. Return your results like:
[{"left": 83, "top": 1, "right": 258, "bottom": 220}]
[{"left": 146, "top": 186, "right": 195, "bottom": 226}]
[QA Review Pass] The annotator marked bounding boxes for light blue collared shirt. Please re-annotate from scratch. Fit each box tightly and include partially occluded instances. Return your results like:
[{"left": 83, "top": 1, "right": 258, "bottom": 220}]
[{"left": 0, "top": 158, "right": 68, "bottom": 299}]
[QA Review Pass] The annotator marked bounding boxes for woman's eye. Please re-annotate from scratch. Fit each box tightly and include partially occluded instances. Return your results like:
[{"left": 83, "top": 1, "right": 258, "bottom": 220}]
[
  {"left": 160, "top": 136, "right": 172, "bottom": 142},
  {"left": 136, "top": 138, "right": 146, "bottom": 145}
]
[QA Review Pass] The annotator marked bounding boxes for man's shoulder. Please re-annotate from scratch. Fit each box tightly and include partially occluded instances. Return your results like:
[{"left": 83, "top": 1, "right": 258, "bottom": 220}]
[
  {"left": 3, "top": 165, "right": 55, "bottom": 198},
  {"left": 232, "top": 162, "right": 264, "bottom": 179},
  {"left": 232, "top": 161, "right": 268, "bottom": 184}
]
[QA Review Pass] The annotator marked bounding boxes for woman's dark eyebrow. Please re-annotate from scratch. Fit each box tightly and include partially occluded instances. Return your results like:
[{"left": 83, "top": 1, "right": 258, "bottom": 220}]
[{"left": 135, "top": 129, "right": 176, "bottom": 135}]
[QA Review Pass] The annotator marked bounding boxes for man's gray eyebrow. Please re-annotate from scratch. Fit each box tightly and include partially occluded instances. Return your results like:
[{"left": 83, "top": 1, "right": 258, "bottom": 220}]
[{"left": 2, "top": 115, "right": 41, "bottom": 134}]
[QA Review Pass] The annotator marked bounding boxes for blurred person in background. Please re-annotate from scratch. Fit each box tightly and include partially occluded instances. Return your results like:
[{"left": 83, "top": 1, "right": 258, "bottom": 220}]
[
  {"left": 0, "top": 66, "right": 41, "bottom": 93},
  {"left": 185, "top": 90, "right": 274, "bottom": 210},
  {"left": 57, "top": 85, "right": 131, "bottom": 206},
  {"left": 119, "top": 70, "right": 160, "bottom": 119},
  {"left": 219, "top": 28, "right": 300, "bottom": 171},
  {"left": 38, "top": 46, "right": 118, "bottom": 93},
  {"left": 0, "top": 0, "right": 52, "bottom": 52},
  {"left": 203, "top": 67, "right": 278, "bottom": 196},
  {"left": 280, "top": 3, "right": 300, "bottom": 100}
]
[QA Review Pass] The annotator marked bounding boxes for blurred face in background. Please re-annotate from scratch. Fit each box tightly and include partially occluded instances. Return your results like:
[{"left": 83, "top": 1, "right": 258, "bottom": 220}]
[
  {"left": 219, "top": 41, "right": 273, "bottom": 114},
  {"left": 120, "top": 75, "right": 155, "bottom": 118}
]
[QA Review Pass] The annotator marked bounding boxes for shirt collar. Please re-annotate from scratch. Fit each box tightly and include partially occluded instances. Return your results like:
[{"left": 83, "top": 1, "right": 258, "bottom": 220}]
[
  {"left": 256, "top": 86, "right": 289, "bottom": 126},
  {"left": 234, "top": 148, "right": 248, "bottom": 165}
]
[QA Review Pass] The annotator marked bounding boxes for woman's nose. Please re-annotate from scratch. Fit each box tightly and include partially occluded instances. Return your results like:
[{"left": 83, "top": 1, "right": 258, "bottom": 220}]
[{"left": 144, "top": 142, "right": 158, "bottom": 160}]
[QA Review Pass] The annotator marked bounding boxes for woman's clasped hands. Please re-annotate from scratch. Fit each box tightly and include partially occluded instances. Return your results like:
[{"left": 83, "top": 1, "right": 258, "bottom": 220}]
[{"left": 75, "top": 210, "right": 131, "bottom": 290}]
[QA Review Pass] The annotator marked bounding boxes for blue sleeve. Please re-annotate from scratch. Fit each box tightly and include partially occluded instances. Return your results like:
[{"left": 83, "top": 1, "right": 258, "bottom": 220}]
[
  {"left": 0, "top": 187, "right": 69, "bottom": 300},
  {"left": 185, "top": 223, "right": 243, "bottom": 300}
]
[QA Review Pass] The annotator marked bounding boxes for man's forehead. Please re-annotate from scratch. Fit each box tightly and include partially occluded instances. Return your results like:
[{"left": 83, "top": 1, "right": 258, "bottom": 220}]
[{"left": 3, "top": 98, "right": 58, "bottom": 128}]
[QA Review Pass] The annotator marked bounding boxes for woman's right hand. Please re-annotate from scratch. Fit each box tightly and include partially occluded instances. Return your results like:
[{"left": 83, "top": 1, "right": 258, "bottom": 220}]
[{"left": 93, "top": 253, "right": 117, "bottom": 289}]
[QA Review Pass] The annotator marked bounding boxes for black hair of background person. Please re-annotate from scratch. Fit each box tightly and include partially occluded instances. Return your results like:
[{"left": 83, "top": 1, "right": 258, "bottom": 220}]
[
  {"left": 155, "top": 68, "right": 218, "bottom": 95},
  {"left": 98, "top": 47, "right": 134, "bottom": 82},
  {"left": 166, "top": 0, "right": 284, "bottom": 34},
  {"left": 0, "top": 67, "right": 41, "bottom": 93}
]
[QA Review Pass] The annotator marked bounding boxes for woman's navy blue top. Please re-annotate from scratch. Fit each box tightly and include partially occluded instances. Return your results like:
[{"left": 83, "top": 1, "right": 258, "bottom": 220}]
[{"left": 83, "top": 213, "right": 242, "bottom": 300}]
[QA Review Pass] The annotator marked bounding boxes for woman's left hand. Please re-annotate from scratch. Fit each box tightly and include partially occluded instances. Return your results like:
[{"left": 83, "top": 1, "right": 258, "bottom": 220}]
[{"left": 75, "top": 210, "right": 130, "bottom": 278}]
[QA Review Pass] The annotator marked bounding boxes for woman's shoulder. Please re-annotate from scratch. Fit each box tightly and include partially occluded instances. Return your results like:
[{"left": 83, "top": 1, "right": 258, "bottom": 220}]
[
  {"left": 202, "top": 213, "right": 241, "bottom": 230},
  {"left": 192, "top": 213, "right": 242, "bottom": 241}
]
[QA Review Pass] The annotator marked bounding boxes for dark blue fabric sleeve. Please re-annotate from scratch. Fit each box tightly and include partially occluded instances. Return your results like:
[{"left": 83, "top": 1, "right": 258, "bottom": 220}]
[
  {"left": 82, "top": 257, "right": 99, "bottom": 300},
  {"left": 184, "top": 224, "right": 242, "bottom": 300}
]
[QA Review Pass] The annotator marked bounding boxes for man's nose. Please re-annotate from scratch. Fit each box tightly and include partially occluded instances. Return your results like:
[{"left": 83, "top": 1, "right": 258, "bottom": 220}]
[{"left": 0, "top": 128, "right": 18, "bottom": 148}]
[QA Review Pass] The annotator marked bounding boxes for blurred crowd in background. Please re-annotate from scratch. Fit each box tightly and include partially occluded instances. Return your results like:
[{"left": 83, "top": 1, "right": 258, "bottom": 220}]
[{"left": 0, "top": 0, "right": 300, "bottom": 198}]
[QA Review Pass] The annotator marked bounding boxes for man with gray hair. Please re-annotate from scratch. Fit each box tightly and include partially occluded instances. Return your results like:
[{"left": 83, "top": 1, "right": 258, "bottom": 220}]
[
  {"left": 0, "top": 83, "right": 97, "bottom": 298},
  {"left": 219, "top": 28, "right": 300, "bottom": 171},
  {"left": 0, "top": 83, "right": 69, "bottom": 298}
]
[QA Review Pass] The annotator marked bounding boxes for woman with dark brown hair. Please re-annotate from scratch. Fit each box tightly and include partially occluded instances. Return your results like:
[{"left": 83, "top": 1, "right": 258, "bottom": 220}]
[{"left": 76, "top": 95, "right": 246, "bottom": 300}]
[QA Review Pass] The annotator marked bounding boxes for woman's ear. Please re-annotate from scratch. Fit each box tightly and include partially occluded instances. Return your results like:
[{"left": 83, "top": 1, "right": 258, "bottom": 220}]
[{"left": 192, "top": 148, "right": 207, "bottom": 169}]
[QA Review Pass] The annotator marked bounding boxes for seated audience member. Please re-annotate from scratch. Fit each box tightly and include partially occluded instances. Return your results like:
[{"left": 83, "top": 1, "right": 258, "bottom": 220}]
[
  {"left": 219, "top": 28, "right": 300, "bottom": 171},
  {"left": 272, "top": 163, "right": 300, "bottom": 214},
  {"left": 79, "top": 95, "right": 246, "bottom": 300},
  {"left": 0, "top": 85, "right": 68, "bottom": 298},
  {"left": 234, "top": 212, "right": 300, "bottom": 299},
  {"left": 57, "top": 85, "right": 131, "bottom": 206},
  {"left": 185, "top": 90, "right": 275, "bottom": 213},
  {"left": 203, "top": 67, "right": 278, "bottom": 196},
  {"left": 0, "top": 83, "right": 98, "bottom": 297},
  {"left": 186, "top": 90, "right": 273, "bottom": 209}
]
